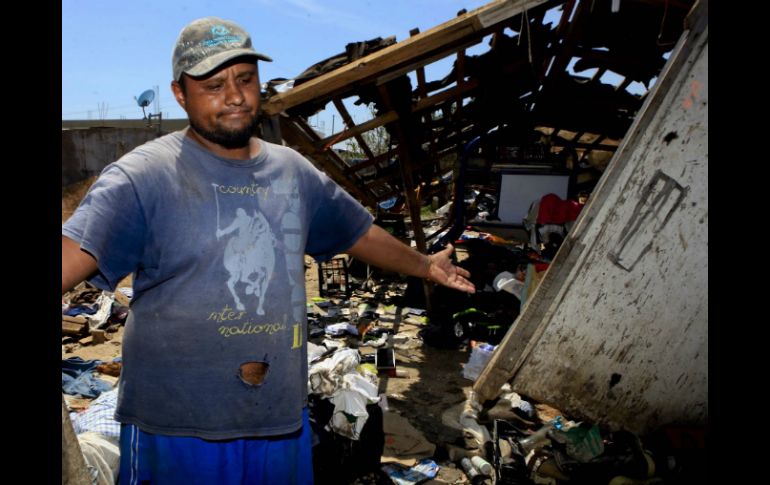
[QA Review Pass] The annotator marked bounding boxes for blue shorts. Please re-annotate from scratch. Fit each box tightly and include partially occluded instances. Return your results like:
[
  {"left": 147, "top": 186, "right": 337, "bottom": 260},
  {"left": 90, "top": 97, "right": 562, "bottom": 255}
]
[{"left": 119, "top": 408, "right": 313, "bottom": 484}]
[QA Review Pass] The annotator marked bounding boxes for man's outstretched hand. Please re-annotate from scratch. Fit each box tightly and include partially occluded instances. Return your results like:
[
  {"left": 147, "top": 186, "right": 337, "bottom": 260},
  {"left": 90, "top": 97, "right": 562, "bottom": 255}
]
[{"left": 425, "top": 244, "right": 475, "bottom": 293}]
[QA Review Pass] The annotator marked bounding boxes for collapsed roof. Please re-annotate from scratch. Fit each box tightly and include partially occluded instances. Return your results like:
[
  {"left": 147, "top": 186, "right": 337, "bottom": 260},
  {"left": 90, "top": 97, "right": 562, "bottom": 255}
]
[{"left": 261, "top": 0, "right": 695, "bottom": 242}]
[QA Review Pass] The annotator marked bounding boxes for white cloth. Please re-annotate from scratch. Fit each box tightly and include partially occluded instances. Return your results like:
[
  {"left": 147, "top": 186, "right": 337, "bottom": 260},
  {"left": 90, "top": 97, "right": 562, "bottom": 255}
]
[
  {"left": 329, "top": 373, "right": 380, "bottom": 440},
  {"left": 78, "top": 432, "right": 120, "bottom": 485},
  {"left": 308, "top": 348, "right": 360, "bottom": 397}
]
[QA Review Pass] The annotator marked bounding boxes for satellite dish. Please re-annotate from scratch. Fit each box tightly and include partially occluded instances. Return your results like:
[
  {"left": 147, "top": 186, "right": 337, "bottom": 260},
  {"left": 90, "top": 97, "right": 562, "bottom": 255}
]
[
  {"left": 134, "top": 89, "right": 156, "bottom": 119},
  {"left": 136, "top": 89, "right": 155, "bottom": 108}
]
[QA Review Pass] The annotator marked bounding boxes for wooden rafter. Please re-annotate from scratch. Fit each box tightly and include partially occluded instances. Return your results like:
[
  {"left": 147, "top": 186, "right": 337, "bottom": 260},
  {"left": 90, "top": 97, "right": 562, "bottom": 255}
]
[
  {"left": 317, "top": 111, "right": 398, "bottom": 149},
  {"left": 332, "top": 98, "right": 376, "bottom": 160},
  {"left": 279, "top": 116, "right": 377, "bottom": 207},
  {"left": 343, "top": 149, "right": 396, "bottom": 175},
  {"left": 317, "top": 80, "right": 479, "bottom": 161},
  {"left": 414, "top": 79, "right": 480, "bottom": 112},
  {"left": 374, "top": 37, "right": 484, "bottom": 88},
  {"left": 410, "top": 27, "right": 428, "bottom": 100},
  {"left": 376, "top": 83, "right": 428, "bottom": 255}
]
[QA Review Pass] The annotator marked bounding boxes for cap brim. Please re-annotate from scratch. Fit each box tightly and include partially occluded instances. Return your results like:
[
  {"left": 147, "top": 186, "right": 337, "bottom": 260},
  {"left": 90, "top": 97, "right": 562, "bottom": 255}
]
[{"left": 184, "top": 48, "right": 272, "bottom": 78}]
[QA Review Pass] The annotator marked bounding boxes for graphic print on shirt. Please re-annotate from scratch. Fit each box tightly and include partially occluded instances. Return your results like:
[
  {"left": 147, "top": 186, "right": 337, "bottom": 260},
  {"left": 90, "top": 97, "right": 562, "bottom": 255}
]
[
  {"left": 215, "top": 206, "right": 276, "bottom": 315},
  {"left": 271, "top": 172, "right": 305, "bottom": 324}
]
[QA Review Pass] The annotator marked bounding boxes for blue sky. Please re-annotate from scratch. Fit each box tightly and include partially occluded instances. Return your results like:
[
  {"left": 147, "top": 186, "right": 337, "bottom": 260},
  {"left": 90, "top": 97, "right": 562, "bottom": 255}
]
[{"left": 62, "top": 0, "right": 497, "bottom": 131}]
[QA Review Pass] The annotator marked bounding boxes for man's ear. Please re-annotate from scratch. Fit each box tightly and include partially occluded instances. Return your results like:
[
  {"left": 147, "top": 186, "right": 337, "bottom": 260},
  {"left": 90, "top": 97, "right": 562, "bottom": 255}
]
[{"left": 171, "top": 80, "right": 186, "bottom": 110}]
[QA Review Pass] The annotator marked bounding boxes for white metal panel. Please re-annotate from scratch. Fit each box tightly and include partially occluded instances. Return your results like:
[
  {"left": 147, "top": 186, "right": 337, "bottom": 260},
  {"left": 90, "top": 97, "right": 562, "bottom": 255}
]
[
  {"left": 511, "top": 33, "right": 708, "bottom": 433},
  {"left": 497, "top": 173, "right": 570, "bottom": 224}
]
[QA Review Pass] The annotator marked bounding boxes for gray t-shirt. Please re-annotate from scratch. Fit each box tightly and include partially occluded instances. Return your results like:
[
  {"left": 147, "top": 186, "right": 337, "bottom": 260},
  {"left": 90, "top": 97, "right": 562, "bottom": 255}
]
[{"left": 63, "top": 129, "right": 373, "bottom": 439}]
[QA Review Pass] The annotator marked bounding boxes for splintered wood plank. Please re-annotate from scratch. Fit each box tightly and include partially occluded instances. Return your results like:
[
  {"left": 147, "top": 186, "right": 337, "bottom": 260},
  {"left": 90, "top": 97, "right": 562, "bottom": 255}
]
[{"left": 62, "top": 321, "right": 87, "bottom": 336}]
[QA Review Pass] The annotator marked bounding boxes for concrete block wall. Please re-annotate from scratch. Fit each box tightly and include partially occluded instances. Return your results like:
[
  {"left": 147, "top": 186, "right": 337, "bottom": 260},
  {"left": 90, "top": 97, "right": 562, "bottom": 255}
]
[{"left": 62, "top": 127, "right": 160, "bottom": 187}]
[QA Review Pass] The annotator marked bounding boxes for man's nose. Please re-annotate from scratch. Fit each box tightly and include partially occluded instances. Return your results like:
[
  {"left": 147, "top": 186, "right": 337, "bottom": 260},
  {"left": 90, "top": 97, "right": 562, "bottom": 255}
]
[{"left": 224, "top": 79, "right": 244, "bottom": 105}]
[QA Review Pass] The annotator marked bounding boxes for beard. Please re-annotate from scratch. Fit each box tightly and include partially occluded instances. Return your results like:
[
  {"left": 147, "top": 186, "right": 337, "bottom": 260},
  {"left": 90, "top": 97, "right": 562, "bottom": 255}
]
[{"left": 189, "top": 111, "right": 260, "bottom": 149}]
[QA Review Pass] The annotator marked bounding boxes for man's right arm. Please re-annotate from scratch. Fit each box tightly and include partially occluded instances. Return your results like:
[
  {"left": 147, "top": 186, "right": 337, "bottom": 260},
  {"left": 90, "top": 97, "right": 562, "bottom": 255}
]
[{"left": 62, "top": 235, "right": 98, "bottom": 294}]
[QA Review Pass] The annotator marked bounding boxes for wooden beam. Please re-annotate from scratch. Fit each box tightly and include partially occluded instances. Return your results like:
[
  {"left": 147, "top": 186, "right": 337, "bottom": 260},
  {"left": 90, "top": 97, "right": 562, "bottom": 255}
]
[
  {"left": 591, "top": 67, "right": 607, "bottom": 83},
  {"left": 332, "top": 98, "right": 376, "bottom": 160},
  {"left": 377, "top": 84, "right": 428, "bottom": 256},
  {"left": 578, "top": 134, "right": 609, "bottom": 164},
  {"left": 453, "top": 49, "right": 467, "bottom": 123},
  {"left": 413, "top": 79, "right": 480, "bottom": 112},
  {"left": 571, "top": 131, "right": 584, "bottom": 143},
  {"left": 537, "top": 0, "right": 576, "bottom": 83},
  {"left": 364, "top": 154, "right": 438, "bottom": 188},
  {"left": 551, "top": 138, "right": 617, "bottom": 152},
  {"left": 374, "top": 37, "right": 483, "bottom": 87},
  {"left": 317, "top": 111, "right": 398, "bottom": 149},
  {"left": 410, "top": 28, "right": 428, "bottom": 100},
  {"left": 314, "top": 79, "right": 477, "bottom": 156},
  {"left": 280, "top": 117, "right": 377, "bottom": 207},
  {"left": 262, "top": 0, "right": 548, "bottom": 115},
  {"left": 344, "top": 149, "right": 396, "bottom": 175},
  {"left": 615, "top": 77, "right": 633, "bottom": 93},
  {"left": 409, "top": 26, "right": 441, "bottom": 178}
]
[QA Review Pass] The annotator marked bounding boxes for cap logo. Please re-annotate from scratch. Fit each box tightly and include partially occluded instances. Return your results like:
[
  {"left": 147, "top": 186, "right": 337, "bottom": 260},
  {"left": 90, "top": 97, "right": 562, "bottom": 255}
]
[
  {"left": 203, "top": 24, "right": 243, "bottom": 47},
  {"left": 211, "top": 25, "right": 230, "bottom": 36}
]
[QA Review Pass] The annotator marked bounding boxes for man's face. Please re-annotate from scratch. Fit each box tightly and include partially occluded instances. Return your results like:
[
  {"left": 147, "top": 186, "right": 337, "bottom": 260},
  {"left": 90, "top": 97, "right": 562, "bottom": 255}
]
[{"left": 172, "top": 60, "right": 261, "bottom": 149}]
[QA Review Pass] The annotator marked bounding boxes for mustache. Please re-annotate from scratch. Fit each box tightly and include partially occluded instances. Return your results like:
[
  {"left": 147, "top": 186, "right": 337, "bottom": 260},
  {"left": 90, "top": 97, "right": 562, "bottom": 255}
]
[{"left": 218, "top": 107, "right": 253, "bottom": 117}]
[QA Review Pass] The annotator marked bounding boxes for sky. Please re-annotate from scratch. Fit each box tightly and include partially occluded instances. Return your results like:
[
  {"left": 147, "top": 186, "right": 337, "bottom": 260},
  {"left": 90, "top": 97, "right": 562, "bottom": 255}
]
[{"left": 62, "top": 0, "right": 499, "bottom": 134}]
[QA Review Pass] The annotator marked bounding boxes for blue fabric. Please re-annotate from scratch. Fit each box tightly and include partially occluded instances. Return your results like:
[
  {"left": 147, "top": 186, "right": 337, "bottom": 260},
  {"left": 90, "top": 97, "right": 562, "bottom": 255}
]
[
  {"left": 62, "top": 357, "right": 113, "bottom": 398},
  {"left": 64, "top": 304, "right": 99, "bottom": 316},
  {"left": 119, "top": 407, "right": 313, "bottom": 485}
]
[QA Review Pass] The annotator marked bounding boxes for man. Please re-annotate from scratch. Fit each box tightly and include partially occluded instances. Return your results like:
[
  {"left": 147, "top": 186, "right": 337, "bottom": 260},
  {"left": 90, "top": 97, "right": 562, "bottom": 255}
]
[{"left": 62, "top": 17, "right": 474, "bottom": 484}]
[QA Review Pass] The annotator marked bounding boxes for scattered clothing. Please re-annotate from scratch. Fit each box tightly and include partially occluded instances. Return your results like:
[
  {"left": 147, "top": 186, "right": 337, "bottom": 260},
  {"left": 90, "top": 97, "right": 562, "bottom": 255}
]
[
  {"left": 64, "top": 304, "right": 99, "bottom": 316},
  {"left": 78, "top": 432, "right": 120, "bottom": 485},
  {"left": 382, "top": 458, "right": 440, "bottom": 485},
  {"left": 71, "top": 389, "right": 120, "bottom": 438},
  {"left": 62, "top": 357, "right": 113, "bottom": 399}
]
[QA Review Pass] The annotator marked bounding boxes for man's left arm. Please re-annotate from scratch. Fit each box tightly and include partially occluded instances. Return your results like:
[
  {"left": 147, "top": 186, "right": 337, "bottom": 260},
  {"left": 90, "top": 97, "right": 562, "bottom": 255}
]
[{"left": 345, "top": 224, "right": 475, "bottom": 294}]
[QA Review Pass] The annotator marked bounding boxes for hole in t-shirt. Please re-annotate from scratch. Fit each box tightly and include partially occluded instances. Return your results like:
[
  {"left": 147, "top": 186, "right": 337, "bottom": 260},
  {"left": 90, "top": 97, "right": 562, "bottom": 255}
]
[{"left": 239, "top": 361, "right": 269, "bottom": 386}]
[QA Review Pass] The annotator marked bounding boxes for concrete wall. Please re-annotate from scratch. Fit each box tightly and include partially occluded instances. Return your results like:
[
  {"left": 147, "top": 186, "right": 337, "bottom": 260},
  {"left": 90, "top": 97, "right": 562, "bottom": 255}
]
[
  {"left": 474, "top": 3, "right": 707, "bottom": 435},
  {"left": 61, "top": 127, "right": 161, "bottom": 187},
  {"left": 61, "top": 118, "right": 189, "bottom": 131}
]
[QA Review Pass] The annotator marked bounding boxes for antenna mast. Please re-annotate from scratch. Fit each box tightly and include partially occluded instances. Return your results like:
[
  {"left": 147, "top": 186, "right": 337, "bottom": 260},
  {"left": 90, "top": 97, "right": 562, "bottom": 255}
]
[{"left": 134, "top": 88, "right": 163, "bottom": 134}]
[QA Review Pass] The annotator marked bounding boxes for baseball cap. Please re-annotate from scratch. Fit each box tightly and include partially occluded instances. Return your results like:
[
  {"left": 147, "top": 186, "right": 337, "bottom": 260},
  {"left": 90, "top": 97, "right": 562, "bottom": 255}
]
[{"left": 172, "top": 17, "right": 272, "bottom": 82}]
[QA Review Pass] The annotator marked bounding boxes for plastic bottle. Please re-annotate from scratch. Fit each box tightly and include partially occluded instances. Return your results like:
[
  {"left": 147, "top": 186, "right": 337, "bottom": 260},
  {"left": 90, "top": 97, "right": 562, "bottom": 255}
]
[
  {"left": 470, "top": 456, "right": 494, "bottom": 476},
  {"left": 518, "top": 418, "right": 561, "bottom": 454},
  {"left": 460, "top": 457, "right": 481, "bottom": 481}
]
